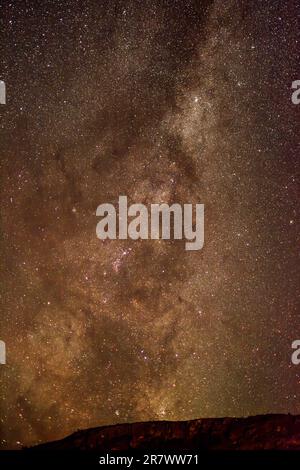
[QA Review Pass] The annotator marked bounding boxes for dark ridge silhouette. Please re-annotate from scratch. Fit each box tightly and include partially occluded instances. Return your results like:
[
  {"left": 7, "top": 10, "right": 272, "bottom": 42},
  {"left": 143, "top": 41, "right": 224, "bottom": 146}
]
[{"left": 32, "top": 414, "right": 300, "bottom": 451}]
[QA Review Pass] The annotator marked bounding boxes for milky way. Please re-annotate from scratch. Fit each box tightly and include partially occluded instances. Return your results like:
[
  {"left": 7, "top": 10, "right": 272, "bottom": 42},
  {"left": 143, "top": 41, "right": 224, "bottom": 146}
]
[{"left": 0, "top": 0, "right": 299, "bottom": 448}]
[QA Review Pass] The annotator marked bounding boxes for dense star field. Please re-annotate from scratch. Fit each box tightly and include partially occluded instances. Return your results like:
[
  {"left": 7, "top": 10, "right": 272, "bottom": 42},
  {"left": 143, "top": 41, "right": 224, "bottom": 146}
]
[{"left": 0, "top": 0, "right": 299, "bottom": 449}]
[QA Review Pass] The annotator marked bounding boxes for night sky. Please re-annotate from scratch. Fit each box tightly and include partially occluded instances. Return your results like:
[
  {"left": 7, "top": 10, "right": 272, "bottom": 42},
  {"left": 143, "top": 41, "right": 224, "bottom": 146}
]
[{"left": 0, "top": 0, "right": 299, "bottom": 449}]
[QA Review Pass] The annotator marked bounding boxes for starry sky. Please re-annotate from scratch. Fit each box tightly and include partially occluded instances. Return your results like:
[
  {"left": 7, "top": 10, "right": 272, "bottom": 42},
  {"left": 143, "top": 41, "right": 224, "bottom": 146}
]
[{"left": 0, "top": 0, "right": 299, "bottom": 449}]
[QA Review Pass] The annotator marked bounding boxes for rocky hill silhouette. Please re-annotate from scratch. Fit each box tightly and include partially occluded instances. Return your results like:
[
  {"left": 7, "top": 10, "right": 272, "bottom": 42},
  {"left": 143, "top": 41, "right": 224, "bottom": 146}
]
[{"left": 32, "top": 414, "right": 300, "bottom": 451}]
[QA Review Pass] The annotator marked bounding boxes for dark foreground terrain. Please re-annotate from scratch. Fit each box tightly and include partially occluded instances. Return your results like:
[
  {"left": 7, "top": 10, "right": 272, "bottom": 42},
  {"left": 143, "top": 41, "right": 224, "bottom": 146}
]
[{"left": 33, "top": 414, "right": 300, "bottom": 451}]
